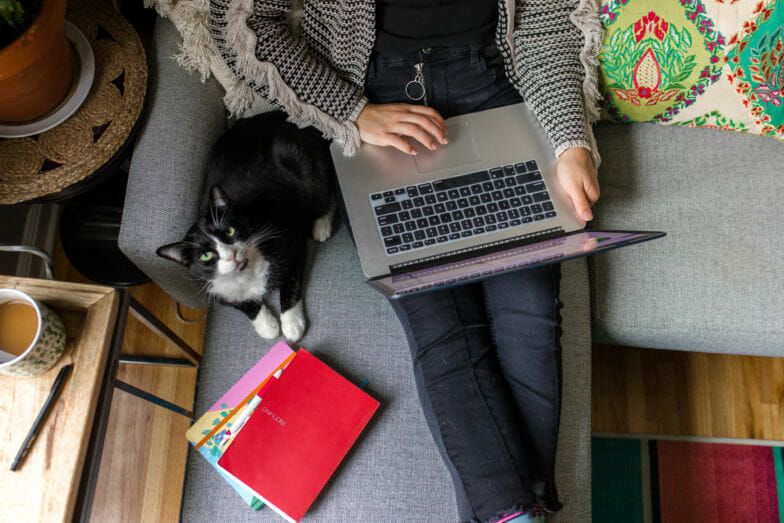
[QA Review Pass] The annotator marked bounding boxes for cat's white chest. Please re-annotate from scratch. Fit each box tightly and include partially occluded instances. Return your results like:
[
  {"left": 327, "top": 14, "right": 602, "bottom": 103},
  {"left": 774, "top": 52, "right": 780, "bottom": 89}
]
[{"left": 208, "top": 248, "right": 269, "bottom": 303}]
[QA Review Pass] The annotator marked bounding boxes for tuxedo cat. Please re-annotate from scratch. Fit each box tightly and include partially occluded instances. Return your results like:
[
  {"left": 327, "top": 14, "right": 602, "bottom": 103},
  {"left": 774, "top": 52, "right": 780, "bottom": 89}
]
[{"left": 156, "top": 111, "right": 335, "bottom": 342}]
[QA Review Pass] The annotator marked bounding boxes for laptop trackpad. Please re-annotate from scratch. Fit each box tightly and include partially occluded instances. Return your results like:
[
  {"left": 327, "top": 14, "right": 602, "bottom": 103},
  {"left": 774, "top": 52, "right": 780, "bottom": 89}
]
[{"left": 414, "top": 122, "right": 481, "bottom": 174}]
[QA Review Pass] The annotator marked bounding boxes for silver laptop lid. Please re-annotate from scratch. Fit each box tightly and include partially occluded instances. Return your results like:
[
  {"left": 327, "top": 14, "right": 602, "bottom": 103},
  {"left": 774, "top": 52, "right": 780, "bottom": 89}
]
[
  {"left": 330, "top": 103, "right": 584, "bottom": 278},
  {"left": 369, "top": 230, "right": 666, "bottom": 298}
]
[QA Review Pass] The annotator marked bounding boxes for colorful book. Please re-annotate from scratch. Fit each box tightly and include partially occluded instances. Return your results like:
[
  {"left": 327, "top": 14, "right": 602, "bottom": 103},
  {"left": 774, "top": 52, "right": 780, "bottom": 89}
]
[
  {"left": 216, "top": 349, "right": 380, "bottom": 522},
  {"left": 185, "top": 341, "right": 296, "bottom": 510}
]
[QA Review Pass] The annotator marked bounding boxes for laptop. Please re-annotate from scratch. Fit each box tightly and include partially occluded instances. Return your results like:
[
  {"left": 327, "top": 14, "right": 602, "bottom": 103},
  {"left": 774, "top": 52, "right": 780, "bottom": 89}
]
[{"left": 330, "top": 103, "right": 664, "bottom": 298}]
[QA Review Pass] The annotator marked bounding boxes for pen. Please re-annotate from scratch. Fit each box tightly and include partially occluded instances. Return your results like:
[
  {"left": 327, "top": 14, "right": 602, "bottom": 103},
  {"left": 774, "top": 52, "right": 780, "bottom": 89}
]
[
  {"left": 227, "top": 368, "right": 284, "bottom": 438},
  {"left": 228, "top": 395, "right": 262, "bottom": 437},
  {"left": 10, "top": 364, "right": 73, "bottom": 471}
]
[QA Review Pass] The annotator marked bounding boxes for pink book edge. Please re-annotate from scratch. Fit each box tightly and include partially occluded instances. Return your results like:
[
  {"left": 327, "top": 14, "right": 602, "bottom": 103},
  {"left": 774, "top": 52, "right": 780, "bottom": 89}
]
[{"left": 208, "top": 341, "right": 295, "bottom": 411}]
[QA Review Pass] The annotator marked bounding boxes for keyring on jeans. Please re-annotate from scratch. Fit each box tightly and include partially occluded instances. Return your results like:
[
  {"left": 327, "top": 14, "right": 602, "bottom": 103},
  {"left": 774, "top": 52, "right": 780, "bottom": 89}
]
[
  {"left": 406, "top": 62, "right": 428, "bottom": 104},
  {"left": 405, "top": 80, "right": 426, "bottom": 102}
]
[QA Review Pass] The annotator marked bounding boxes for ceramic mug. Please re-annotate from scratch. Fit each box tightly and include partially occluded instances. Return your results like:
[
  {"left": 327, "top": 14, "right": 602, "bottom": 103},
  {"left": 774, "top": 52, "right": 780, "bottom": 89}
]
[{"left": 0, "top": 289, "right": 66, "bottom": 378}]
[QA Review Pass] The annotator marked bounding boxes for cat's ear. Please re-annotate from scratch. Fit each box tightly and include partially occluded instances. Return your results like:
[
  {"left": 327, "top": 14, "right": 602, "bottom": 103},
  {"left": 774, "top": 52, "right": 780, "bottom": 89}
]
[
  {"left": 156, "top": 242, "right": 191, "bottom": 266},
  {"left": 209, "top": 185, "right": 231, "bottom": 211}
]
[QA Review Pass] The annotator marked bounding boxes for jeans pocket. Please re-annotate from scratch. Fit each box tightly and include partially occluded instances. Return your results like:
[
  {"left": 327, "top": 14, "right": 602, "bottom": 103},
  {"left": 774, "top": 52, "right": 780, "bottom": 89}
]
[
  {"left": 364, "top": 56, "right": 377, "bottom": 84},
  {"left": 477, "top": 43, "right": 503, "bottom": 82},
  {"left": 365, "top": 59, "right": 422, "bottom": 105}
]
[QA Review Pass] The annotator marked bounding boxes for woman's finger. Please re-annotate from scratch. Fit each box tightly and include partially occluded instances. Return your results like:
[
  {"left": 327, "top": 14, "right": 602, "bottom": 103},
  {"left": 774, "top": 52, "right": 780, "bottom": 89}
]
[
  {"left": 568, "top": 185, "right": 593, "bottom": 222},
  {"left": 402, "top": 105, "right": 448, "bottom": 138},
  {"left": 398, "top": 113, "right": 448, "bottom": 145},
  {"left": 391, "top": 122, "right": 439, "bottom": 151},
  {"left": 584, "top": 178, "right": 600, "bottom": 205},
  {"left": 383, "top": 104, "right": 447, "bottom": 144},
  {"left": 380, "top": 133, "right": 418, "bottom": 155}
]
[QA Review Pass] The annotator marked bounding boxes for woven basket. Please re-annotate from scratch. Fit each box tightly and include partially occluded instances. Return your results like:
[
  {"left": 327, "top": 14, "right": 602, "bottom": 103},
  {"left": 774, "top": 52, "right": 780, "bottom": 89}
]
[{"left": 0, "top": 0, "right": 147, "bottom": 204}]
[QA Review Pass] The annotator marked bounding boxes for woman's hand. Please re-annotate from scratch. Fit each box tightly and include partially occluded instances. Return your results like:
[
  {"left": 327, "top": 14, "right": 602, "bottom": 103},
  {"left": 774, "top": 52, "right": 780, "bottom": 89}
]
[
  {"left": 556, "top": 147, "right": 600, "bottom": 224},
  {"left": 356, "top": 103, "right": 449, "bottom": 155}
]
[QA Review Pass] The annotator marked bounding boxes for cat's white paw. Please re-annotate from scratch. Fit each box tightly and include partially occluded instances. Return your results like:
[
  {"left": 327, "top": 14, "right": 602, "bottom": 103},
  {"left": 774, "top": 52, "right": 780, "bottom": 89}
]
[
  {"left": 281, "top": 301, "right": 307, "bottom": 342},
  {"left": 312, "top": 211, "right": 333, "bottom": 242},
  {"left": 252, "top": 306, "right": 280, "bottom": 339}
]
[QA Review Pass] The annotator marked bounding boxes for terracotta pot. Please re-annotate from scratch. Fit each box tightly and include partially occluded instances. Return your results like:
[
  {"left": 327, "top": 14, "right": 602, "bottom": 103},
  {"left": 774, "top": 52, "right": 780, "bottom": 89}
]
[{"left": 0, "top": 0, "right": 73, "bottom": 123}]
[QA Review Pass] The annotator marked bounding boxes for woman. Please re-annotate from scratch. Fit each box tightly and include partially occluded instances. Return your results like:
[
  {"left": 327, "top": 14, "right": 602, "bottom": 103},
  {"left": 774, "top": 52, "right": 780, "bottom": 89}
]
[{"left": 209, "top": 1, "right": 601, "bottom": 520}]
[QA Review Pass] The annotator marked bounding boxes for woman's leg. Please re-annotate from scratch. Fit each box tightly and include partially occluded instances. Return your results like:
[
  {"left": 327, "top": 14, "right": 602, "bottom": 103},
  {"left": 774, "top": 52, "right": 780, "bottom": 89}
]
[
  {"left": 481, "top": 264, "right": 564, "bottom": 510},
  {"left": 389, "top": 283, "right": 535, "bottom": 521},
  {"left": 367, "top": 44, "right": 556, "bottom": 520}
]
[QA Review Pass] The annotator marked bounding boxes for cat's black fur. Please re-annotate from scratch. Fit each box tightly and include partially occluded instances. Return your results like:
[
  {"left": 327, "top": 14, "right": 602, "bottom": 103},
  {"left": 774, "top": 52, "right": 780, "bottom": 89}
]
[{"left": 156, "top": 111, "right": 335, "bottom": 342}]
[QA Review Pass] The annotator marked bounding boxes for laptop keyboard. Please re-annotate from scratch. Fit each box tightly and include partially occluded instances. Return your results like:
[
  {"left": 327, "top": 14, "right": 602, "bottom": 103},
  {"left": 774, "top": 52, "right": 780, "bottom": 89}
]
[{"left": 370, "top": 160, "right": 558, "bottom": 256}]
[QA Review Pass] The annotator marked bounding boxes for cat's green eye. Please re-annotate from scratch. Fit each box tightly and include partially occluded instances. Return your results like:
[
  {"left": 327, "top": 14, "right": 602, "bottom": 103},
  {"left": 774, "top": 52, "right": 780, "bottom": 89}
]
[
  {"left": 226, "top": 226, "right": 236, "bottom": 238},
  {"left": 200, "top": 251, "right": 214, "bottom": 262}
]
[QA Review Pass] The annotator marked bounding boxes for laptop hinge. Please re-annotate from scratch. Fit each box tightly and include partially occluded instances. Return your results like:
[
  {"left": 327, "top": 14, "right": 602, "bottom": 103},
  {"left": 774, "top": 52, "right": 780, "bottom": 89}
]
[{"left": 388, "top": 227, "right": 564, "bottom": 274}]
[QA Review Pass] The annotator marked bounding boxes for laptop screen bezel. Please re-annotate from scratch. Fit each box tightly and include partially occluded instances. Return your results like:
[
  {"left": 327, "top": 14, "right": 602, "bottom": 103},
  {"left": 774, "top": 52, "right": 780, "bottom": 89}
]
[{"left": 368, "top": 229, "right": 666, "bottom": 298}]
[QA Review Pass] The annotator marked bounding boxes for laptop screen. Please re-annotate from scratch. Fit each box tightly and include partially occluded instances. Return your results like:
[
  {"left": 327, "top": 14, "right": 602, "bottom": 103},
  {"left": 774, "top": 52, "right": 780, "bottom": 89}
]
[{"left": 369, "top": 230, "right": 665, "bottom": 297}]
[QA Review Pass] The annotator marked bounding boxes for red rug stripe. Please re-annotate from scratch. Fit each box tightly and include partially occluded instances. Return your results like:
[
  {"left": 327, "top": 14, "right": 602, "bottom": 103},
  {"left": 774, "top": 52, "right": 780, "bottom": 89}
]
[{"left": 657, "top": 441, "right": 779, "bottom": 522}]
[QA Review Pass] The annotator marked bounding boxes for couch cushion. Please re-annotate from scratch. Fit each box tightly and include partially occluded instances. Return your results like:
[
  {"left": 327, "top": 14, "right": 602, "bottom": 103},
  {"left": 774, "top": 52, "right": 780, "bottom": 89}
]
[
  {"left": 182, "top": 225, "right": 591, "bottom": 521},
  {"left": 591, "top": 121, "right": 784, "bottom": 355},
  {"left": 598, "top": 0, "right": 784, "bottom": 142}
]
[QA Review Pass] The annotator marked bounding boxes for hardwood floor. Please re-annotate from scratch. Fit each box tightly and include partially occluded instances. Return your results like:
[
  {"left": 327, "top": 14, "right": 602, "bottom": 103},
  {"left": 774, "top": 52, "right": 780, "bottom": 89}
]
[
  {"left": 50, "top": 240, "right": 784, "bottom": 521},
  {"left": 592, "top": 343, "right": 784, "bottom": 441},
  {"left": 88, "top": 290, "right": 203, "bottom": 523},
  {"left": 51, "top": 240, "right": 205, "bottom": 522}
]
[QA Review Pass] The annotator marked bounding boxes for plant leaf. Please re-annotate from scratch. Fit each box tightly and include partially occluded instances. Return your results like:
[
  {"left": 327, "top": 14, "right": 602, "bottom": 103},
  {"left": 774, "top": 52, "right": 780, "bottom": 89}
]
[{"left": 682, "top": 28, "right": 692, "bottom": 48}]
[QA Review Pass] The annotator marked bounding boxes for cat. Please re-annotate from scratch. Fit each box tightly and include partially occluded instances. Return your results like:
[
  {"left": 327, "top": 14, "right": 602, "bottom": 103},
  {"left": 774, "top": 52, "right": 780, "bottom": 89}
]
[{"left": 156, "top": 111, "right": 335, "bottom": 342}]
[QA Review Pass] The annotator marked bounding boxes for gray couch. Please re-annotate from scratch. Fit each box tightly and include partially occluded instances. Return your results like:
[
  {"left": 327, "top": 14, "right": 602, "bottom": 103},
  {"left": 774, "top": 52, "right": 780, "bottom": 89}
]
[{"left": 119, "top": 19, "right": 783, "bottom": 522}]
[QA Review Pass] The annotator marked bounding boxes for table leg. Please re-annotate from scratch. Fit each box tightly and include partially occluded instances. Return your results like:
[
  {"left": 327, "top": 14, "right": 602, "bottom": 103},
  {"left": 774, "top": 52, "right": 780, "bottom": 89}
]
[
  {"left": 74, "top": 288, "right": 130, "bottom": 523},
  {"left": 128, "top": 296, "right": 201, "bottom": 365},
  {"left": 114, "top": 380, "right": 195, "bottom": 419},
  {"left": 118, "top": 354, "right": 196, "bottom": 367}
]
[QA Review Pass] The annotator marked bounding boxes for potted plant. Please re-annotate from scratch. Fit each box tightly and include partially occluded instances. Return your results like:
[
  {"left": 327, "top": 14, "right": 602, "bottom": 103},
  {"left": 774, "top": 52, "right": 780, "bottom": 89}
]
[{"left": 0, "top": 0, "right": 73, "bottom": 122}]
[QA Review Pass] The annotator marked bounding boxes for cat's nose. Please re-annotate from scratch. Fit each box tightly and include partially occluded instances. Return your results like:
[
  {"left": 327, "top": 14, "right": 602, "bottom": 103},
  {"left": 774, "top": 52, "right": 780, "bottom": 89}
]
[{"left": 229, "top": 252, "right": 247, "bottom": 272}]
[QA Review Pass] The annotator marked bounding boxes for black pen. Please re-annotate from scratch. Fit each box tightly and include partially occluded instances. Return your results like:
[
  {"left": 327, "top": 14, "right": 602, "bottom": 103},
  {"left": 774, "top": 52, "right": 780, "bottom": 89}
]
[{"left": 10, "top": 363, "right": 73, "bottom": 471}]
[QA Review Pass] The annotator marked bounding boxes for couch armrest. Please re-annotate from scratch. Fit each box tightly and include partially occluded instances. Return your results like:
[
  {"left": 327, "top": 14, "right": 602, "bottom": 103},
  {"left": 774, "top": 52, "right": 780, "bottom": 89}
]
[{"left": 119, "top": 18, "right": 227, "bottom": 308}]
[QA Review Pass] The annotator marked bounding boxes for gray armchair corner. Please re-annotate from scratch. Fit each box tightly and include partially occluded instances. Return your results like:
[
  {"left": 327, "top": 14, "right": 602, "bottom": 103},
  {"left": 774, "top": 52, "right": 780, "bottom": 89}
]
[{"left": 119, "top": 18, "right": 226, "bottom": 309}]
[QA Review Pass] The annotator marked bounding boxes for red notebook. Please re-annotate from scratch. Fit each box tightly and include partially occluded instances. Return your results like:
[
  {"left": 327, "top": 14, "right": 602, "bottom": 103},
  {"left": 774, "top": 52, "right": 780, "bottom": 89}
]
[{"left": 217, "top": 349, "right": 379, "bottom": 522}]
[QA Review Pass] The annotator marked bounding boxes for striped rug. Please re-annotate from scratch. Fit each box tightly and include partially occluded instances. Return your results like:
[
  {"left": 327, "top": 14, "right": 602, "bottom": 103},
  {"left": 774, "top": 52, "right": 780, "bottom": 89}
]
[{"left": 592, "top": 436, "right": 784, "bottom": 522}]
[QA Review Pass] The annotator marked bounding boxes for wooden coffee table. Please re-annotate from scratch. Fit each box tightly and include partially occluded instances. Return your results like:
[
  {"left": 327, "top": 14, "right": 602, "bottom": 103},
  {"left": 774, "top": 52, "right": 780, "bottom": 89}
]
[{"left": 0, "top": 276, "right": 200, "bottom": 522}]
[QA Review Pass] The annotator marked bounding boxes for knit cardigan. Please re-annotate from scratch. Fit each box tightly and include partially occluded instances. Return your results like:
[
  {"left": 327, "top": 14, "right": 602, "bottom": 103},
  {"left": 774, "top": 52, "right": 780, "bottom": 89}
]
[{"left": 207, "top": 0, "right": 603, "bottom": 164}]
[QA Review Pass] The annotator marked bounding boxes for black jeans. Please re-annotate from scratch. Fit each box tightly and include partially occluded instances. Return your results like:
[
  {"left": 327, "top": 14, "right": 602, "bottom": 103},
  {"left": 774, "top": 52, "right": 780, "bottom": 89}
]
[{"left": 365, "top": 44, "right": 564, "bottom": 522}]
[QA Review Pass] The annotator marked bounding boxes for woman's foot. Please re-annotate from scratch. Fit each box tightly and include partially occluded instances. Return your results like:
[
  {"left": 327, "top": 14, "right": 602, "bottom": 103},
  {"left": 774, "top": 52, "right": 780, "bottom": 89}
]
[
  {"left": 493, "top": 483, "right": 550, "bottom": 523},
  {"left": 494, "top": 511, "right": 543, "bottom": 523},
  {"left": 494, "top": 511, "right": 529, "bottom": 523}
]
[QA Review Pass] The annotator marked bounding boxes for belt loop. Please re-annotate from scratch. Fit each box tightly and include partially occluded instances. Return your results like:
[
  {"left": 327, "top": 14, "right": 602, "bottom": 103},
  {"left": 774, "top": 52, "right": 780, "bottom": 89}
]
[{"left": 470, "top": 44, "right": 479, "bottom": 67}]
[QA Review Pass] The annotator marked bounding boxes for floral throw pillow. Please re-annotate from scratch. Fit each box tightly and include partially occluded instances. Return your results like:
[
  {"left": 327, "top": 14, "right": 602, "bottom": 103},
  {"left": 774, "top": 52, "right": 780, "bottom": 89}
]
[{"left": 598, "top": 0, "right": 784, "bottom": 140}]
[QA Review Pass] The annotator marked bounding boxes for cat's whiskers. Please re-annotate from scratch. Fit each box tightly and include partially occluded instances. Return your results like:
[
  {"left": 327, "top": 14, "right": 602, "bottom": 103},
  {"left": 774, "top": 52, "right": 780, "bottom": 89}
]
[
  {"left": 199, "top": 280, "right": 213, "bottom": 297},
  {"left": 185, "top": 272, "right": 213, "bottom": 297},
  {"left": 208, "top": 205, "right": 232, "bottom": 232},
  {"left": 240, "top": 225, "right": 281, "bottom": 256},
  {"left": 182, "top": 240, "right": 204, "bottom": 250},
  {"left": 209, "top": 205, "right": 219, "bottom": 230},
  {"left": 218, "top": 212, "right": 230, "bottom": 231}
]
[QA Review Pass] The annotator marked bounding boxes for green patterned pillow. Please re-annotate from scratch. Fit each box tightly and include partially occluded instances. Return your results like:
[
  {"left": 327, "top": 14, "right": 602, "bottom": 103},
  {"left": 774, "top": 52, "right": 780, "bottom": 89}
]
[{"left": 598, "top": 0, "right": 784, "bottom": 140}]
